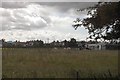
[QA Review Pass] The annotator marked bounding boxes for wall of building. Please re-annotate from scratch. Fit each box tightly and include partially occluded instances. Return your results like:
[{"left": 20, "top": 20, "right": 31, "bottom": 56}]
[{"left": 87, "top": 43, "right": 106, "bottom": 50}]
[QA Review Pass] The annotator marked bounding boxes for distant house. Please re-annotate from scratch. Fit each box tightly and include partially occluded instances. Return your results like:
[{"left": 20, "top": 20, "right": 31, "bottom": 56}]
[
  {"left": 14, "top": 42, "right": 26, "bottom": 47},
  {"left": 86, "top": 42, "right": 106, "bottom": 50},
  {"left": 26, "top": 41, "right": 34, "bottom": 47}
]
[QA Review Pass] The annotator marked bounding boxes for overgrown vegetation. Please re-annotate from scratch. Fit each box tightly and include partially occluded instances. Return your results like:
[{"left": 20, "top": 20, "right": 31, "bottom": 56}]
[{"left": 2, "top": 48, "right": 118, "bottom": 78}]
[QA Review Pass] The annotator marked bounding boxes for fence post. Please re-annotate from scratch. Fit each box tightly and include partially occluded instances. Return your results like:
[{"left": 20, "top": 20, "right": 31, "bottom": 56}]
[{"left": 76, "top": 71, "right": 79, "bottom": 80}]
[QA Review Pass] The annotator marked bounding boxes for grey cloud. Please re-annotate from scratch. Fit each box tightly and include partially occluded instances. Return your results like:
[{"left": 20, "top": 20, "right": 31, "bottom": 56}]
[
  {"left": 1, "top": 2, "right": 98, "bottom": 31},
  {"left": 2, "top": 2, "right": 98, "bottom": 11},
  {"left": 2, "top": 0, "right": 119, "bottom": 9},
  {"left": 36, "top": 2, "right": 97, "bottom": 12},
  {"left": 2, "top": 2, "right": 28, "bottom": 8},
  {"left": 1, "top": 7, "right": 48, "bottom": 31},
  {"left": 3, "top": 0, "right": 119, "bottom": 2},
  {"left": 41, "top": 16, "right": 51, "bottom": 23},
  {"left": 2, "top": 0, "right": 101, "bottom": 2}
]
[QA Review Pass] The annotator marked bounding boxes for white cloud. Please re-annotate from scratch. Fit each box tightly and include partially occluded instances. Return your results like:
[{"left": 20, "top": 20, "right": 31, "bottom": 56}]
[
  {"left": 1, "top": 29, "right": 88, "bottom": 42},
  {"left": 1, "top": 2, "right": 90, "bottom": 41},
  {"left": 1, "top": 4, "right": 56, "bottom": 31}
]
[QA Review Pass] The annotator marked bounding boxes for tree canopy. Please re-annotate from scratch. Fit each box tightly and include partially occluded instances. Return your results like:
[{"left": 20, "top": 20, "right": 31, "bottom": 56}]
[{"left": 73, "top": 2, "right": 120, "bottom": 42}]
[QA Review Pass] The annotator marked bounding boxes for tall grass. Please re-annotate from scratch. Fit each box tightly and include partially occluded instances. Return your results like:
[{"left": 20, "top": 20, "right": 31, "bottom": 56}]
[{"left": 2, "top": 48, "right": 118, "bottom": 78}]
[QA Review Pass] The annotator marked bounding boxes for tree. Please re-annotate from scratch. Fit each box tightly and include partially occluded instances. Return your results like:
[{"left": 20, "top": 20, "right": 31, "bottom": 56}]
[
  {"left": 73, "top": 2, "right": 120, "bottom": 42},
  {"left": 69, "top": 38, "right": 78, "bottom": 48},
  {"left": 33, "top": 40, "right": 44, "bottom": 47}
]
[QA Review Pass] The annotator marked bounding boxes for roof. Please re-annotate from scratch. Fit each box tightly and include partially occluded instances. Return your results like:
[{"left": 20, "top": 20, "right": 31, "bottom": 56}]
[{"left": 87, "top": 42, "right": 106, "bottom": 46}]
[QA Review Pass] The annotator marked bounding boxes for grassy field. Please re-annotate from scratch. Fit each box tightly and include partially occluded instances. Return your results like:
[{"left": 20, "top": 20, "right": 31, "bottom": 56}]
[{"left": 2, "top": 48, "right": 118, "bottom": 78}]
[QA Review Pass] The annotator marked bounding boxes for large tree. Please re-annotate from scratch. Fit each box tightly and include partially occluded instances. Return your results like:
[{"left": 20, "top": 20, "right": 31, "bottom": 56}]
[{"left": 73, "top": 2, "right": 120, "bottom": 42}]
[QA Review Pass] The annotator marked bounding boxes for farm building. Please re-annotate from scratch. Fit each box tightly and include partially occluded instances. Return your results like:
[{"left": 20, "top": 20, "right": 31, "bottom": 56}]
[
  {"left": 26, "top": 41, "right": 34, "bottom": 47},
  {"left": 86, "top": 42, "right": 106, "bottom": 50}
]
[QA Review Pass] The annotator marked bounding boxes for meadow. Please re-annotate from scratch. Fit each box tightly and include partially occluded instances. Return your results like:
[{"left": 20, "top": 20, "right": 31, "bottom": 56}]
[{"left": 2, "top": 48, "right": 119, "bottom": 78}]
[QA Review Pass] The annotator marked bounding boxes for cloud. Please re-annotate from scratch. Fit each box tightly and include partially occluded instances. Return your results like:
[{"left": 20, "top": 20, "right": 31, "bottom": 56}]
[
  {"left": 38, "top": 2, "right": 97, "bottom": 12},
  {"left": 1, "top": 3, "right": 88, "bottom": 31},
  {"left": 1, "top": 3, "right": 58, "bottom": 31},
  {"left": 2, "top": 2, "right": 28, "bottom": 8},
  {"left": 1, "top": 29, "right": 88, "bottom": 42},
  {"left": 1, "top": 2, "right": 92, "bottom": 41},
  {"left": 3, "top": 0, "right": 119, "bottom": 2}
]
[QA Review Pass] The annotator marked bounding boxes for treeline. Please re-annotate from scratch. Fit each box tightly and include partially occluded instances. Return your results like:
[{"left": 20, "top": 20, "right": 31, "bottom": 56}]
[
  {"left": 2, "top": 39, "right": 44, "bottom": 48},
  {"left": 1, "top": 38, "right": 120, "bottom": 50},
  {"left": 1, "top": 38, "right": 83, "bottom": 48}
]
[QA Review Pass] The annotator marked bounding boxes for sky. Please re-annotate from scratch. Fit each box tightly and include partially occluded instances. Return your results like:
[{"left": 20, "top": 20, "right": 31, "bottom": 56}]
[{"left": 0, "top": 1, "right": 110, "bottom": 42}]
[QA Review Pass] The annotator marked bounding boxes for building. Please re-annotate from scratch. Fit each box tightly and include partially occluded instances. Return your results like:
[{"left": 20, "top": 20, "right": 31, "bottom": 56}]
[
  {"left": 14, "top": 41, "right": 26, "bottom": 47},
  {"left": 86, "top": 42, "right": 106, "bottom": 50},
  {"left": 26, "top": 41, "right": 34, "bottom": 47}
]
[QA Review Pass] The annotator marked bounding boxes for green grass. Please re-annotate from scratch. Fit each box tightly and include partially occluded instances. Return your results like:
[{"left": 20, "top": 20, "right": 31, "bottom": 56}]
[{"left": 2, "top": 48, "right": 118, "bottom": 78}]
